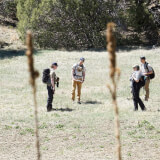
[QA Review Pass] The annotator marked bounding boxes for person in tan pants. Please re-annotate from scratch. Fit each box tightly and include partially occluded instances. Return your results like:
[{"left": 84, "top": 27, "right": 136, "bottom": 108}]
[
  {"left": 140, "top": 56, "right": 153, "bottom": 101},
  {"left": 71, "top": 57, "right": 86, "bottom": 104}
]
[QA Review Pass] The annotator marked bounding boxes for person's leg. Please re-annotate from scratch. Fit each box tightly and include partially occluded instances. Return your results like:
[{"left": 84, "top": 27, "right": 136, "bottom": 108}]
[
  {"left": 71, "top": 81, "right": 76, "bottom": 101},
  {"left": 137, "top": 87, "right": 146, "bottom": 110},
  {"left": 144, "top": 78, "right": 150, "bottom": 101},
  {"left": 132, "top": 86, "right": 138, "bottom": 110},
  {"left": 133, "top": 96, "right": 138, "bottom": 110},
  {"left": 47, "top": 85, "right": 53, "bottom": 111},
  {"left": 138, "top": 98, "right": 146, "bottom": 110},
  {"left": 77, "top": 81, "right": 82, "bottom": 103}
]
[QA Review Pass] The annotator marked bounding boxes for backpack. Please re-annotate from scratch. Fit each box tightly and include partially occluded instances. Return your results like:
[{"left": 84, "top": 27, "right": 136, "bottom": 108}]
[
  {"left": 146, "top": 62, "right": 155, "bottom": 79},
  {"left": 42, "top": 68, "right": 50, "bottom": 83},
  {"left": 139, "top": 75, "right": 145, "bottom": 88}
]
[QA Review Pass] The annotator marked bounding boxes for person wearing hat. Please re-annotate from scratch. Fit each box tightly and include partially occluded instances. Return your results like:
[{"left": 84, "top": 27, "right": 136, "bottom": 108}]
[
  {"left": 46, "top": 62, "right": 58, "bottom": 112},
  {"left": 130, "top": 65, "right": 146, "bottom": 111},
  {"left": 71, "top": 57, "right": 86, "bottom": 104},
  {"left": 140, "top": 56, "right": 153, "bottom": 101}
]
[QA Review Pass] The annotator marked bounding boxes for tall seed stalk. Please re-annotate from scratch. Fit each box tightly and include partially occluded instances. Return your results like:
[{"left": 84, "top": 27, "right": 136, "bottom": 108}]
[
  {"left": 106, "top": 23, "right": 121, "bottom": 160},
  {"left": 26, "top": 31, "right": 41, "bottom": 160}
]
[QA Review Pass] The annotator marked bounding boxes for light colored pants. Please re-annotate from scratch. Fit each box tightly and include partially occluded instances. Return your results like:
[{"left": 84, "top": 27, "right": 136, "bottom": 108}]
[
  {"left": 71, "top": 80, "right": 82, "bottom": 101},
  {"left": 144, "top": 78, "right": 150, "bottom": 99}
]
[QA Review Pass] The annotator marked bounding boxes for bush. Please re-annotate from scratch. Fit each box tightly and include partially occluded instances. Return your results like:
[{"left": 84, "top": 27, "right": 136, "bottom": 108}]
[
  {"left": 0, "top": 0, "right": 17, "bottom": 26},
  {"left": 0, "top": 0, "right": 17, "bottom": 19},
  {"left": 127, "top": 0, "right": 159, "bottom": 45},
  {"left": 17, "top": 0, "right": 111, "bottom": 50},
  {"left": 17, "top": 0, "right": 160, "bottom": 49}
]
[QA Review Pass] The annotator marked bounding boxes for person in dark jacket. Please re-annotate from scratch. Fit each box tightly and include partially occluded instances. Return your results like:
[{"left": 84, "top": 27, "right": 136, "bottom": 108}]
[
  {"left": 131, "top": 65, "right": 146, "bottom": 111},
  {"left": 46, "top": 62, "right": 58, "bottom": 112}
]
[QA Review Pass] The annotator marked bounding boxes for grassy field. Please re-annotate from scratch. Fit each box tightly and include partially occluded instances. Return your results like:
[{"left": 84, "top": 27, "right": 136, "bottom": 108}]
[{"left": 0, "top": 48, "right": 160, "bottom": 160}]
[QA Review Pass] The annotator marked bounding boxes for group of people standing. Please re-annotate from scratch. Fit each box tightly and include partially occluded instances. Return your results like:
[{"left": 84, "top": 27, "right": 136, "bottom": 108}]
[
  {"left": 130, "top": 56, "right": 154, "bottom": 111},
  {"left": 45, "top": 58, "right": 86, "bottom": 112},
  {"left": 44, "top": 56, "right": 154, "bottom": 112}
]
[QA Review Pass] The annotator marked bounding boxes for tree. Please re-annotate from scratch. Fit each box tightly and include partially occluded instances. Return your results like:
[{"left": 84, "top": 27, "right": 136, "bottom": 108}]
[
  {"left": 17, "top": 0, "right": 112, "bottom": 50},
  {"left": 127, "top": 0, "right": 159, "bottom": 45}
]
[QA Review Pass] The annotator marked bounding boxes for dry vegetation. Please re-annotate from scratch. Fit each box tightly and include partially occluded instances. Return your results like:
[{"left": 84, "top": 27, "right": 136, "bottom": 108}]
[
  {"left": 0, "top": 48, "right": 160, "bottom": 160},
  {"left": 0, "top": 25, "right": 24, "bottom": 49}
]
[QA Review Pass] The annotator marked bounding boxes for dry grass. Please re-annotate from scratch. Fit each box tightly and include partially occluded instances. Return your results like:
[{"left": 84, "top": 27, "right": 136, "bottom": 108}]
[{"left": 0, "top": 48, "right": 160, "bottom": 160}]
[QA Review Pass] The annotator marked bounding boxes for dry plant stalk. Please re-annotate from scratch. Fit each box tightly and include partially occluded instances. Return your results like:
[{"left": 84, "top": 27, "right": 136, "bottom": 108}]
[
  {"left": 106, "top": 23, "right": 121, "bottom": 160},
  {"left": 26, "top": 31, "right": 41, "bottom": 160}
]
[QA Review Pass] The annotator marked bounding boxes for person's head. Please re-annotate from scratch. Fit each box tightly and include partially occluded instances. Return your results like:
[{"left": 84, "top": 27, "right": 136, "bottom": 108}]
[
  {"left": 51, "top": 62, "right": 58, "bottom": 70},
  {"left": 140, "top": 56, "right": 146, "bottom": 64},
  {"left": 79, "top": 57, "right": 85, "bottom": 65},
  {"left": 133, "top": 65, "right": 139, "bottom": 71}
]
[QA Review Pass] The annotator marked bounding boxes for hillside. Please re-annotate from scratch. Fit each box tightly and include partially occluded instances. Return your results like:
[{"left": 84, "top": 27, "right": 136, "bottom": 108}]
[{"left": 0, "top": 25, "right": 24, "bottom": 49}]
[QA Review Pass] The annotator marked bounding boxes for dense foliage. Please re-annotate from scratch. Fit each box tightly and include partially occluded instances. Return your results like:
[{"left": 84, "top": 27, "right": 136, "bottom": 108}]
[
  {"left": 2, "top": 0, "right": 159, "bottom": 49},
  {"left": 17, "top": 0, "right": 111, "bottom": 49},
  {"left": 0, "top": 0, "right": 17, "bottom": 26}
]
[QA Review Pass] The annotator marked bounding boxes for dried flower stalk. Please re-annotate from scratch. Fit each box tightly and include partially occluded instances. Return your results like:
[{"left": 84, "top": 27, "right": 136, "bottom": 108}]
[
  {"left": 106, "top": 23, "right": 121, "bottom": 160},
  {"left": 26, "top": 31, "right": 41, "bottom": 160}
]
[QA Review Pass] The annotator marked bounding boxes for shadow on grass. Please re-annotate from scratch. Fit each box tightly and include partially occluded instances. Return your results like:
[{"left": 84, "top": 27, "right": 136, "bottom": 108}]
[
  {"left": 52, "top": 107, "right": 74, "bottom": 112},
  {"left": 116, "top": 46, "right": 154, "bottom": 52},
  {"left": 0, "top": 49, "right": 41, "bottom": 59},
  {"left": 84, "top": 100, "right": 102, "bottom": 104},
  {"left": 0, "top": 49, "right": 25, "bottom": 59}
]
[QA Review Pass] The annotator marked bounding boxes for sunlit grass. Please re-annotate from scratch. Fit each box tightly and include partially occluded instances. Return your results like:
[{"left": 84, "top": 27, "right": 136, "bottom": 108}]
[{"left": 0, "top": 48, "right": 160, "bottom": 160}]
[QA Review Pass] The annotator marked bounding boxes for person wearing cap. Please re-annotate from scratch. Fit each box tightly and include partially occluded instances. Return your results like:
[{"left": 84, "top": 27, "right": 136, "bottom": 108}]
[
  {"left": 46, "top": 62, "right": 58, "bottom": 112},
  {"left": 71, "top": 57, "right": 86, "bottom": 104},
  {"left": 140, "top": 56, "right": 153, "bottom": 101},
  {"left": 130, "top": 65, "right": 146, "bottom": 111}
]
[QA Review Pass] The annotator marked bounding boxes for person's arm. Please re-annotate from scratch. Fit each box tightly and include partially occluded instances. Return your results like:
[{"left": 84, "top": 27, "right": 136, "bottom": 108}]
[
  {"left": 72, "top": 68, "right": 76, "bottom": 80},
  {"left": 82, "top": 71, "right": 85, "bottom": 82},
  {"left": 144, "top": 64, "right": 153, "bottom": 75},
  {"left": 144, "top": 69, "right": 153, "bottom": 75},
  {"left": 144, "top": 71, "right": 153, "bottom": 75},
  {"left": 132, "top": 72, "right": 140, "bottom": 83},
  {"left": 133, "top": 77, "right": 139, "bottom": 83},
  {"left": 51, "top": 73, "right": 55, "bottom": 91}
]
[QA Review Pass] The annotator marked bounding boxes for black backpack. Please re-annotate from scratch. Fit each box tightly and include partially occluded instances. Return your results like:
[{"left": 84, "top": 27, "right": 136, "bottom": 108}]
[
  {"left": 42, "top": 68, "right": 50, "bottom": 83},
  {"left": 146, "top": 62, "right": 155, "bottom": 79},
  {"left": 139, "top": 76, "right": 145, "bottom": 88}
]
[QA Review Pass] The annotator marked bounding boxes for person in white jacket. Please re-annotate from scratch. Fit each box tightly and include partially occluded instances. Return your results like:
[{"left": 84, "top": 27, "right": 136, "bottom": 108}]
[{"left": 131, "top": 65, "right": 146, "bottom": 111}]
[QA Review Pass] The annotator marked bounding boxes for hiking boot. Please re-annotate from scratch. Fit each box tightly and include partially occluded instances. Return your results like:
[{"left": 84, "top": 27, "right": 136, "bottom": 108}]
[
  {"left": 144, "top": 97, "right": 148, "bottom": 101},
  {"left": 72, "top": 100, "right": 75, "bottom": 104},
  {"left": 47, "top": 105, "right": 52, "bottom": 112},
  {"left": 77, "top": 101, "right": 81, "bottom": 104},
  {"left": 47, "top": 108, "right": 52, "bottom": 112},
  {"left": 142, "top": 107, "right": 147, "bottom": 111}
]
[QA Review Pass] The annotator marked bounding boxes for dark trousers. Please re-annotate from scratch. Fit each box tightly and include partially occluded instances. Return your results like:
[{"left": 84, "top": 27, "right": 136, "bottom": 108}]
[
  {"left": 132, "top": 82, "right": 145, "bottom": 110},
  {"left": 47, "top": 85, "right": 54, "bottom": 110}
]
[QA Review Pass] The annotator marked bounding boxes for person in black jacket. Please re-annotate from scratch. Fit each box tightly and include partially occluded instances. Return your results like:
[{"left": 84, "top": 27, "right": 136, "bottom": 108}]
[
  {"left": 130, "top": 65, "right": 146, "bottom": 111},
  {"left": 46, "top": 62, "right": 58, "bottom": 112}
]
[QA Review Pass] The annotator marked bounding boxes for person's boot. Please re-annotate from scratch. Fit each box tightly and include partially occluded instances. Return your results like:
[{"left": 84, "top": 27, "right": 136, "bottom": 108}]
[
  {"left": 77, "top": 101, "right": 81, "bottom": 104},
  {"left": 144, "top": 96, "right": 148, "bottom": 101},
  {"left": 142, "top": 107, "right": 147, "bottom": 111},
  {"left": 47, "top": 105, "right": 52, "bottom": 112},
  {"left": 72, "top": 100, "right": 75, "bottom": 104},
  {"left": 133, "top": 108, "right": 138, "bottom": 111}
]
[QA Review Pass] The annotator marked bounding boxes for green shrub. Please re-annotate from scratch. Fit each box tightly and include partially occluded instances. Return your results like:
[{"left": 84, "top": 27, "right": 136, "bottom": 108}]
[{"left": 17, "top": 0, "right": 111, "bottom": 50}]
